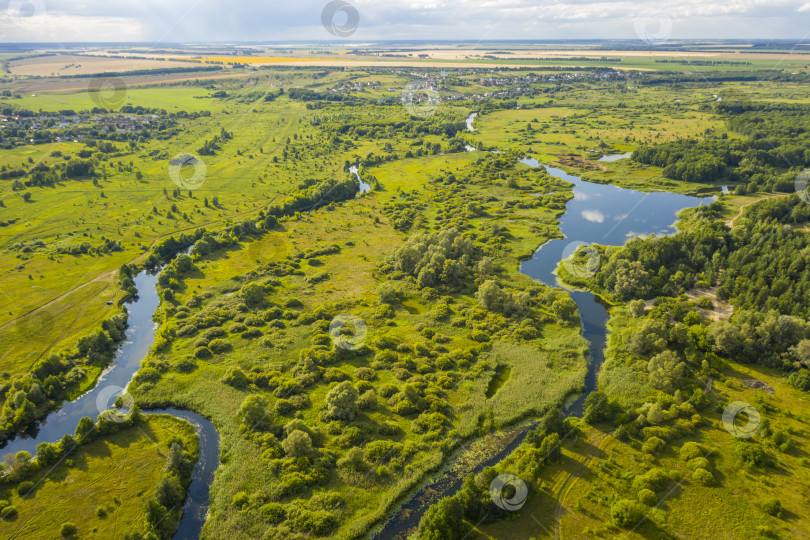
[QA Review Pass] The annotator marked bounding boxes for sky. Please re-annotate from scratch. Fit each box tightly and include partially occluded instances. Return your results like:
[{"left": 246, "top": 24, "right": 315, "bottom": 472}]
[{"left": 1, "top": 0, "right": 809, "bottom": 43}]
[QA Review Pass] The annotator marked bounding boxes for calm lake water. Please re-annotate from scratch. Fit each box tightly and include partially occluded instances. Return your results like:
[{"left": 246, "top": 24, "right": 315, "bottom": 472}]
[{"left": 519, "top": 159, "right": 713, "bottom": 413}]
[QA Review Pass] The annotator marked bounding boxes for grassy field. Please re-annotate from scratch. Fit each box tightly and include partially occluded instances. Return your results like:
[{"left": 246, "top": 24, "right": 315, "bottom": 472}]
[
  {"left": 0, "top": 414, "right": 197, "bottom": 539},
  {"left": 472, "top": 360, "right": 810, "bottom": 539},
  {"left": 1, "top": 58, "right": 808, "bottom": 539},
  {"left": 126, "top": 143, "right": 588, "bottom": 537}
]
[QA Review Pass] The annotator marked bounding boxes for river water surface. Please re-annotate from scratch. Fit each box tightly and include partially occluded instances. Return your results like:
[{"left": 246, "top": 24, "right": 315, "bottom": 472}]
[
  {"left": 2, "top": 134, "right": 712, "bottom": 539},
  {"left": 371, "top": 151, "right": 713, "bottom": 538},
  {"left": 2, "top": 271, "right": 220, "bottom": 539}
]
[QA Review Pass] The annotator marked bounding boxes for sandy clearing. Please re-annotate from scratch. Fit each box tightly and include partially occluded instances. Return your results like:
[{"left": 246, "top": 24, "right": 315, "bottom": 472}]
[{"left": 644, "top": 284, "right": 733, "bottom": 321}]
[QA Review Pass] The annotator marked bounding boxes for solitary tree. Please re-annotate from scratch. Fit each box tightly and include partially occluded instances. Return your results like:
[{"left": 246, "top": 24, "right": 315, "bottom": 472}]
[
  {"left": 237, "top": 394, "right": 272, "bottom": 431},
  {"left": 282, "top": 430, "right": 313, "bottom": 457},
  {"left": 325, "top": 381, "right": 359, "bottom": 421}
]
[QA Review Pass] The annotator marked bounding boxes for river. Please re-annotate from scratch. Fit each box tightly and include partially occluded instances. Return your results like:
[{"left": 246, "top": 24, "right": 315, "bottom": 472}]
[
  {"left": 1, "top": 129, "right": 711, "bottom": 539},
  {"left": 371, "top": 146, "right": 713, "bottom": 538},
  {"left": 1, "top": 270, "right": 220, "bottom": 540}
]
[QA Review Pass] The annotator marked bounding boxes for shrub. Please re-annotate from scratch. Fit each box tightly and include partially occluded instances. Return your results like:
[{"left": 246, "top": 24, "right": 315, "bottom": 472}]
[
  {"left": 195, "top": 346, "right": 213, "bottom": 359},
  {"left": 642, "top": 436, "right": 666, "bottom": 454},
  {"left": 687, "top": 457, "right": 710, "bottom": 471},
  {"left": 613, "top": 425, "right": 630, "bottom": 442},
  {"left": 208, "top": 339, "right": 231, "bottom": 354},
  {"left": 632, "top": 468, "right": 670, "bottom": 493},
  {"left": 416, "top": 497, "right": 469, "bottom": 539},
  {"left": 237, "top": 394, "right": 273, "bottom": 431},
  {"left": 288, "top": 508, "right": 338, "bottom": 535},
  {"left": 260, "top": 502, "right": 287, "bottom": 524},
  {"left": 275, "top": 399, "right": 294, "bottom": 415},
  {"left": 733, "top": 441, "right": 765, "bottom": 468},
  {"left": 1, "top": 505, "right": 18, "bottom": 520},
  {"left": 637, "top": 489, "right": 657, "bottom": 506},
  {"left": 174, "top": 358, "right": 197, "bottom": 373},
  {"left": 610, "top": 499, "right": 644, "bottom": 528},
  {"left": 59, "top": 522, "right": 77, "bottom": 537},
  {"left": 379, "top": 384, "right": 399, "bottom": 398},
  {"left": 324, "top": 368, "right": 348, "bottom": 382},
  {"left": 679, "top": 441, "right": 704, "bottom": 462},
  {"left": 16, "top": 481, "right": 35, "bottom": 496},
  {"left": 201, "top": 327, "right": 226, "bottom": 340},
  {"left": 177, "top": 324, "right": 198, "bottom": 337},
  {"left": 355, "top": 367, "right": 376, "bottom": 381},
  {"left": 240, "top": 282, "right": 265, "bottom": 307},
  {"left": 134, "top": 367, "right": 161, "bottom": 384},
  {"left": 691, "top": 468, "right": 714, "bottom": 486},
  {"left": 325, "top": 381, "right": 359, "bottom": 421},
  {"left": 221, "top": 366, "right": 250, "bottom": 388},
  {"left": 232, "top": 491, "right": 249, "bottom": 508},
  {"left": 761, "top": 498, "right": 782, "bottom": 517},
  {"left": 358, "top": 390, "right": 377, "bottom": 410},
  {"left": 282, "top": 430, "right": 313, "bottom": 457},
  {"left": 379, "top": 421, "right": 401, "bottom": 436},
  {"left": 697, "top": 296, "right": 713, "bottom": 309}
]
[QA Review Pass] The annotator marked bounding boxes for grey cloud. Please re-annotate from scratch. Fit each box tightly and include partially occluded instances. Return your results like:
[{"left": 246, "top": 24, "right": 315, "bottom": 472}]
[{"left": 1, "top": 0, "right": 808, "bottom": 41}]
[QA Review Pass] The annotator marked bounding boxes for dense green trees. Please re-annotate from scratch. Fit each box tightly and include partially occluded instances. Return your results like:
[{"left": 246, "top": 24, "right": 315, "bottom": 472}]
[
  {"left": 633, "top": 102, "right": 810, "bottom": 191},
  {"left": 594, "top": 202, "right": 810, "bottom": 324},
  {"left": 416, "top": 497, "right": 469, "bottom": 540},
  {"left": 387, "top": 228, "right": 486, "bottom": 292}
]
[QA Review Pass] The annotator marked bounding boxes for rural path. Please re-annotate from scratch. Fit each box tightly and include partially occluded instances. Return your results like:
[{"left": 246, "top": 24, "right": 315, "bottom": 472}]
[
  {"left": 1, "top": 193, "right": 285, "bottom": 332},
  {"left": 724, "top": 192, "right": 790, "bottom": 228},
  {"left": 552, "top": 431, "right": 610, "bottom": 540},
  {"left": 1, "top": 190, "right": 288, "bottom": 375}
]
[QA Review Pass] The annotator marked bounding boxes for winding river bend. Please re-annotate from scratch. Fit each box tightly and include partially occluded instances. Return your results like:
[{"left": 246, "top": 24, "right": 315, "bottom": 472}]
[
  {"left": 2, "top": 271, "right": 220, "bottom": 539},
  {"left": 372, "top": 143, "right": 712, "bottom": 538},
  {"left": 2, "top": 117, "right": 712, "bottom": 539}
]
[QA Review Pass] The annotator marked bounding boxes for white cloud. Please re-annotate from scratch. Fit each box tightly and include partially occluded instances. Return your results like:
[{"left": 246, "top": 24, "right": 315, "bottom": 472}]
[
  {"left": 582, "top": 209, "right": 605, "bottom": 223},
  {"left": 0, "top": 12, "right": 144, "bottom": 41}
]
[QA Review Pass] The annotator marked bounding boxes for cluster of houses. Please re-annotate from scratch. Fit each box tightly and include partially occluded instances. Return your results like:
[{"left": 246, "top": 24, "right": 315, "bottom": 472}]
[
  {"left": 0, "top": 112, "right": 162, "bottom": 144},
  {"left": 325, "top": 67, "right": 633, "bottom": 106},
  {"left": 328, "top": 80, "right": 382, "bottom": 93}
]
